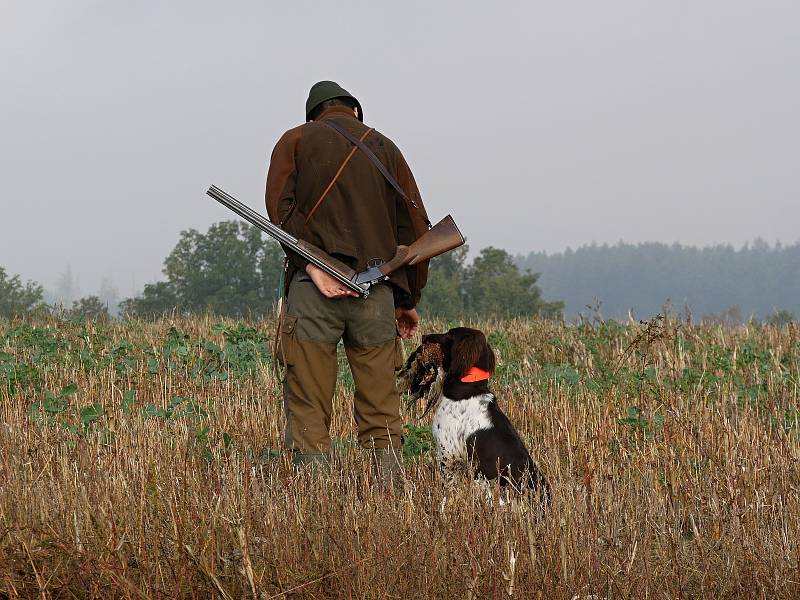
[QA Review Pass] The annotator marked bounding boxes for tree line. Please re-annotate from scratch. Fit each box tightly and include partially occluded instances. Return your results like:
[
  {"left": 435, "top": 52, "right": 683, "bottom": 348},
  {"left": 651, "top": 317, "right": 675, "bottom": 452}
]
[
  {"left": 1, "top": 221, "right": 561, "bottom": 321},
  {"left": 518, "top": 239, "right": 800, "bottom": 323},
  {"left": 0, "top": 267, "right": 111, "bottom": 320},
  {"left": 6, "top": 228, "right": 796, "bottom": 325}
]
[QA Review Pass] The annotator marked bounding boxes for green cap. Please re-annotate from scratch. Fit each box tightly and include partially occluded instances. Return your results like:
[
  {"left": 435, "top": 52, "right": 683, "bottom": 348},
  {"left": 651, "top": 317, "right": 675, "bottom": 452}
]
[{"left": 305, "top": 80, "right": 363, "bottom": 122}]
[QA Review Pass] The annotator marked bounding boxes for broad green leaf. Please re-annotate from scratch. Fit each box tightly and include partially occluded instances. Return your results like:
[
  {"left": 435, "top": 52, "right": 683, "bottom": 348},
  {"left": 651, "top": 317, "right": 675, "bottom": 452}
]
[
  {"left": 193, "top": 426, "right": 210, "bottom": 444},
  {"left": 204, "top": 341, "right": 222, "bottom": 354},
  {"left": 142, "top": 404, "right": 169, "bottom": 419},
  {"left": 177, "top": 402, "right": 209, "bottom": 421},
  {"left": 121, "top": 390, "right": 136, "bottom": 414},
  {"left": 211, "top": 323, "right": 228, "bottom": 336},
  {"left": 43, "top": 397, "right": 68, "bottom": 414},
  {"left": 80, "top": 404, "right": 104, "bottom": 426},
  {"left": 60, "top": 383, "right": 78, "bottom": 397},
  {"left": 169, "top": 396, "right": 187, "bottom": 410}
]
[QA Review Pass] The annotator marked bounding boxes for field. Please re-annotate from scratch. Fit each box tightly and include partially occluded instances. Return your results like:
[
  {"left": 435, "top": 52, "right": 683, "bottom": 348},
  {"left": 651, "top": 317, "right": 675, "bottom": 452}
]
[{"left": 1, "top": 313, "right": 799, "bottom": 599}]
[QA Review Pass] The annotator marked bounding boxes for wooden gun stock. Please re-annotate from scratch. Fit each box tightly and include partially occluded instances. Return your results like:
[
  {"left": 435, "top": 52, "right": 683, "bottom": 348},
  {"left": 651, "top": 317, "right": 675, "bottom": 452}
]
[{"left": 379, "top": 215, "right": 465, "bottom": 277}]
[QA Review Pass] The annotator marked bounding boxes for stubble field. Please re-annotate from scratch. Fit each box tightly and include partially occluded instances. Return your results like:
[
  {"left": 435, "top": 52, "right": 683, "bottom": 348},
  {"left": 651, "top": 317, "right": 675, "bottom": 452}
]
[{"left": 0, "top": 313, "right": 798, "bottom": 598}]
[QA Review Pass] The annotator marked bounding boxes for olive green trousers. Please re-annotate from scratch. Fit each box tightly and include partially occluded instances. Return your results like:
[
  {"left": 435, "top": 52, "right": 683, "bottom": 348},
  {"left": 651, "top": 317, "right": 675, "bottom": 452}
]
[{"left": 279, "top": 273, "right": 404, "bottom": 454}]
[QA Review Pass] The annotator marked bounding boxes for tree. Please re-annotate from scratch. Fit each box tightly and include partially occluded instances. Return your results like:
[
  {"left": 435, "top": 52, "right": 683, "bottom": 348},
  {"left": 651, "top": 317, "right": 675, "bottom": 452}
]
[
  {"left": 464, "top": 247, "right": 563, "bottom": 318},
  {"left": 119, "top": 282, "right": 178, "bottom": 317},
  {"left": 701, "top": 305, "right": 746, "bottom": 327},
  {"left": 417, "top": 245, "right": 468, "bottom": 319},
  {"left": 766, "top": 309, "right": 795, "bottom": 327},
  {"left": 121, "top": 221, "right": 284, "bottom": 318},
  {"left": 0, "top": 267, "right": 46, "bottom": 318},
  {"left": 518, "top": 240, "right": 800, "bottom": 321},
  {"left": 66, "top": 296, "right": 110, "bottom": 321}
]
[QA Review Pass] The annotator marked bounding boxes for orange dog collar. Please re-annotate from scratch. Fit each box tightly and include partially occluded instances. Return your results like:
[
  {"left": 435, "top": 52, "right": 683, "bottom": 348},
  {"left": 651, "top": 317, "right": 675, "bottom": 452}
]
[{"left": 461, "top": 367, "right": 491, "bottom": 383}]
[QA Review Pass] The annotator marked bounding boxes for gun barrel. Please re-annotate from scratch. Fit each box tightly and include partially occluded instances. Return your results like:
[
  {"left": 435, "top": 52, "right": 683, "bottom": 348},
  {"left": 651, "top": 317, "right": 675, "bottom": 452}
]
[
  {"left": 207, "top": 185, "right": 300, "bottom": 247},
  {"left": 206, "top": 186, "right": 368, "bottom": 297}
]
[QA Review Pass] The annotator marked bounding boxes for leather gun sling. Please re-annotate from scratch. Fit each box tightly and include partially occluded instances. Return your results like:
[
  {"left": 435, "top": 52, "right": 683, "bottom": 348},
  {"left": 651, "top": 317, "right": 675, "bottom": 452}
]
[
  {"left": 305, "top": 126, "right": 374, "bottom": 224},
  {"left": 323, "top": 119, "right": 422, "bottom": 211}
]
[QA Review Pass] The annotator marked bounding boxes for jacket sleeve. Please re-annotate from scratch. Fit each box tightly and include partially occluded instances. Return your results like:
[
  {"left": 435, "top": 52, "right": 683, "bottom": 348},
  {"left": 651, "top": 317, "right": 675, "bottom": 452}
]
[
  {"left": 393, "top": 150, "right": 431, "bottom": 309},
  {"left": 265, "top": 127, "right": 308, "bottom": 272}
]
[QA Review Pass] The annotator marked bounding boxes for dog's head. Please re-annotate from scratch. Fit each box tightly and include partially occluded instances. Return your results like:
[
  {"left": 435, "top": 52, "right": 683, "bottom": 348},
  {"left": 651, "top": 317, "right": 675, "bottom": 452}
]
[
  {"left": 397, "top": 327, "right": 496, "bottom": 417},
  {"left": 424, "top": 327, "right": 496, "bottom": 382}
]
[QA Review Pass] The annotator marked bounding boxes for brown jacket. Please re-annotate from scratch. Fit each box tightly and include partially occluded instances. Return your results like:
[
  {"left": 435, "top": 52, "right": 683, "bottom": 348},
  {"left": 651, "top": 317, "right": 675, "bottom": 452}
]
[{"left": 265, "top": 106, "right": 430, "bottom": 308}]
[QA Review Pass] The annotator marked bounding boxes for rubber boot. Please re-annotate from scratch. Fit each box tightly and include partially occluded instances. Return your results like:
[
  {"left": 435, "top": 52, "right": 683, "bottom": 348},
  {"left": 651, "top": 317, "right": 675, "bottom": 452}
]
[
  {"left": 292, "top": 452, "right": 329, "bottom": 475},
  {"left": 370, "top": 448, "right": 404, "bottom": 491}
]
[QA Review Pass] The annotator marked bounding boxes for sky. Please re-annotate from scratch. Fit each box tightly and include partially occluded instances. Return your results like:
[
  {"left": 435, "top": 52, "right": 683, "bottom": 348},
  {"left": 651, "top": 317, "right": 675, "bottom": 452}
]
[{"left": 1, "top": 0, "right": 798, "bottom": 300}]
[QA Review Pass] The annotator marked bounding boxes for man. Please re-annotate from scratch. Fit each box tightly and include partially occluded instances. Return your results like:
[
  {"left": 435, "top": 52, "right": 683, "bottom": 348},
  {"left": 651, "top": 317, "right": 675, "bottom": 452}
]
[{"left": 265, "top": 81, "right": 430, "bottom": 482}]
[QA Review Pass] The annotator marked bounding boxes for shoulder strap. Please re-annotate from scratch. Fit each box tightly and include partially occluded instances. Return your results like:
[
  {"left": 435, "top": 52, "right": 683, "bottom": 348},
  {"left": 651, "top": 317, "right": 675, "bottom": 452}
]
[
  {"left": 323, "top": 119, "right": 419, "bottom": 209},
  {"left": 305, "top": 127, "right": 373, "bottom": 224}
]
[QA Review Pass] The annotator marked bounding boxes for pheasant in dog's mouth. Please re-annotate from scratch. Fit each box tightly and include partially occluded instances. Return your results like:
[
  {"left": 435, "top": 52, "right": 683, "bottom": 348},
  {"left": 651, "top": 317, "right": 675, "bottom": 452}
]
[{"left": 396, "top": 340, "right": 445, "bottom": 420}]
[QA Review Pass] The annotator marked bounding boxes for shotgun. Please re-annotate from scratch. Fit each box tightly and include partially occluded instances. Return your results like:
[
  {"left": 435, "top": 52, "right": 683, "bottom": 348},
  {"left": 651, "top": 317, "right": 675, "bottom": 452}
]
[{"left": 206, "top": 185, "right": 465, "bottom": 298}]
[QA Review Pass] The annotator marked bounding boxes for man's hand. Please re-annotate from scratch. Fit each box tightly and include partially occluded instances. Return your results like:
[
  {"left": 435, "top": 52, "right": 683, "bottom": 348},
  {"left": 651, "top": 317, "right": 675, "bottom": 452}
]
[
  {"left": 306, "top": 264, "right": 359, "bottom": 299},
  {"left": 395, "top": 307, "right": 420, "bottom": 339}
]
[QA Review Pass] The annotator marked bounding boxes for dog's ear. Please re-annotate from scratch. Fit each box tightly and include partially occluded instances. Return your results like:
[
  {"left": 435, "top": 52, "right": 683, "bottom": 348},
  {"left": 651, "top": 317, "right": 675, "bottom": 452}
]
[{"left": 448, "top": 329, "right": 494, "bottom": 379}]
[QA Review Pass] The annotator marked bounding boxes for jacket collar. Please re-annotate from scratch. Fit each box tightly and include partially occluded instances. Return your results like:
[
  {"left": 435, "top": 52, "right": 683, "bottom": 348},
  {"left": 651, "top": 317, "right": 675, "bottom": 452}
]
[{"left": 315, "top": 105, "right": 359, "bottom": 121}]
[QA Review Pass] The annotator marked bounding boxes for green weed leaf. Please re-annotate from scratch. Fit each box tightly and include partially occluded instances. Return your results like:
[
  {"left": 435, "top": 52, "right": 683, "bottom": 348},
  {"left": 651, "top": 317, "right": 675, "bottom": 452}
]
[
  {"left": 142, "top": 404, "right": 169, "bottom": 419},
  {"left": 80, "top": 404, "right": 104, "bottom": 427},
  {"left": 121, "top": 390, "right": 136, "bottom": 414},
  {"left": 60, "top": 382, "right": 78, "bottom": 397}
]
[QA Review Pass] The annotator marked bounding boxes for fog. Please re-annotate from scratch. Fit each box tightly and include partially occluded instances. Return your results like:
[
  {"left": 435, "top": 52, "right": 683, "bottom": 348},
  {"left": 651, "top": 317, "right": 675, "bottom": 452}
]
[{"left": 1, "top": 1, "right": 798, "bottom": 301}]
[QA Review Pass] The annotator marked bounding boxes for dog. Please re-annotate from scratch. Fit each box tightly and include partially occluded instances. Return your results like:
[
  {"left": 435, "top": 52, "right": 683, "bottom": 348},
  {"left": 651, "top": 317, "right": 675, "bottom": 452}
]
[{"left": 398, "top": 327, "right": 549, "bottom": 503}]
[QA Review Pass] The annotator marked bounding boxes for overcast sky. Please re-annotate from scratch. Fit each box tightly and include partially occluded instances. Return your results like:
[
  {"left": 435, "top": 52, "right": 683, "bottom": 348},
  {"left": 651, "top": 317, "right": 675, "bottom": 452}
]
[{"left": 1, "top": 1, "right": 798, "bottom": 298}]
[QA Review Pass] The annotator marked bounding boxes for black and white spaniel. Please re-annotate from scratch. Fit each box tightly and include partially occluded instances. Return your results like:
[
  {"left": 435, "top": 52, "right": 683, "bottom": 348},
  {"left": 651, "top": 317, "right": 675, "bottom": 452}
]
[{"left": 398, "top": 327, "right": 549, "bottom": 503}]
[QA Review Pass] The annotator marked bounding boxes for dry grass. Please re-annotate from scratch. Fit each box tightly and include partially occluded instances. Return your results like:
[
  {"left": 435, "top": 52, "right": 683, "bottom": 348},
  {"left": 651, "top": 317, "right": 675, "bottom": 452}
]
[{"left": 0, "top": 313, "right": 799, "bottom": 598}]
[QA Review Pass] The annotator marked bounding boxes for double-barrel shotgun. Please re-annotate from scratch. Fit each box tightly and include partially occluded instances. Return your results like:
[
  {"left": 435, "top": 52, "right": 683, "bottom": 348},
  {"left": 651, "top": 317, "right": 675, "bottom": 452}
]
[{"left": 206, "top": 185, "right": 465, "bottom": 298}]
